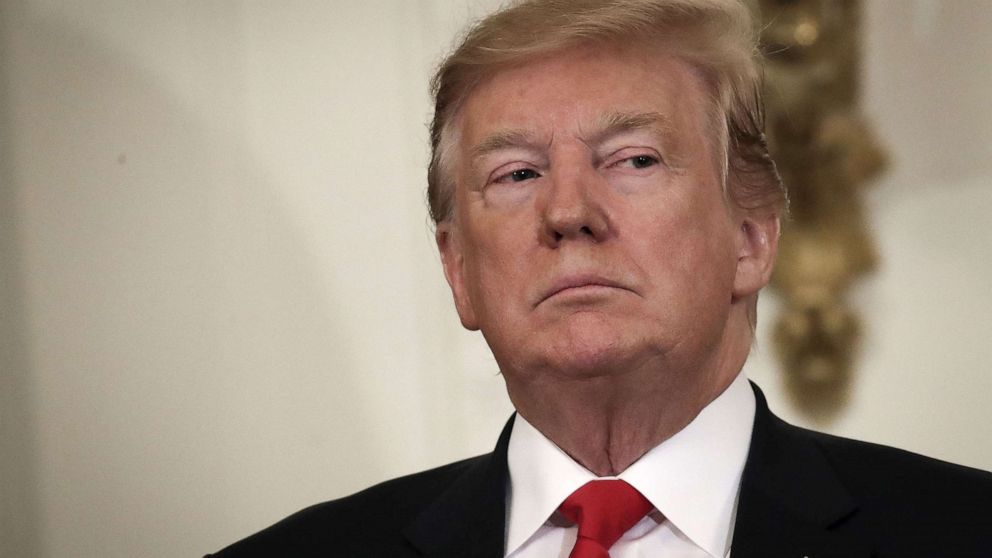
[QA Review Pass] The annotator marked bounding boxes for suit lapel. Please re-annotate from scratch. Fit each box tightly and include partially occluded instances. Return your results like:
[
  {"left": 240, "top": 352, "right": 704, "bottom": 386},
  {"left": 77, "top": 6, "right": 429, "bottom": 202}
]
[
  {"left": 402, "top": 416, "right": 514, "bottom": 558},
  {"left": 403, "top": 386, "right": 876, "bottom": 557},
  {"left": 731, "top": 385, "right": 872, "bottom": 558}
]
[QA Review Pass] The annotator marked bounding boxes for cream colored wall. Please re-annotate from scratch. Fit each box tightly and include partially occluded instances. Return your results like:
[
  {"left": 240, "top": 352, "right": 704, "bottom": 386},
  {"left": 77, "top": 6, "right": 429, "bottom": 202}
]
[{"left": 0, "top": 1, "right": 988, "bottom": 557}]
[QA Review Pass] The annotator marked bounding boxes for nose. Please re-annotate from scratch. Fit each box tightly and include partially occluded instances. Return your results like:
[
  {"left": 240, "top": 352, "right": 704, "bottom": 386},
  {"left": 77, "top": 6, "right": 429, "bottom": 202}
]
[{"left": 539, "top": 164, "right": 612, "bottom": 247}]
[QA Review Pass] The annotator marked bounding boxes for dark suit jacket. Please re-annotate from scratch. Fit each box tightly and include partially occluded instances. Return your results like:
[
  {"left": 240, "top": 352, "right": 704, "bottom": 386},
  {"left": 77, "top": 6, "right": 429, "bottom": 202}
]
[{"left": 208, "top": 385, "right": 992, "bottom": 557}]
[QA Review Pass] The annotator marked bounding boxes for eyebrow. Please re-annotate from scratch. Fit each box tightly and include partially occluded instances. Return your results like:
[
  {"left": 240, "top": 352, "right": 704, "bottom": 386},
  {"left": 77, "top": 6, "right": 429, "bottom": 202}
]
[
  {"left": 590, "top": 111, "right": 687, "bottom": 169},
  {"left": 587, "top": 111, "right": 677, "bottom": 146},
  {"left": 469, "top": 129, "right": 545, "bottom": 160},
  {"left": 467, "top": 111, "right": 681, "bottom": 165}
]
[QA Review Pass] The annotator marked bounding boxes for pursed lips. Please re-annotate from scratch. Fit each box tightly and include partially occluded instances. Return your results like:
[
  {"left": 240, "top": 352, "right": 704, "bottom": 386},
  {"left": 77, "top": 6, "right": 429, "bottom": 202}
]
[{"left": 536, "top": 274, "right": 634, "bottom": 306}]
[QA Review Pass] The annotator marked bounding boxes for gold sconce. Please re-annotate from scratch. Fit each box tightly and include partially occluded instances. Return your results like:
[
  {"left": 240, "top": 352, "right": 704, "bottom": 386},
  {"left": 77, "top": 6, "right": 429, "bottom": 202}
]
[{"left": 753, "top": 0, "right": 888, "bottom": 417}]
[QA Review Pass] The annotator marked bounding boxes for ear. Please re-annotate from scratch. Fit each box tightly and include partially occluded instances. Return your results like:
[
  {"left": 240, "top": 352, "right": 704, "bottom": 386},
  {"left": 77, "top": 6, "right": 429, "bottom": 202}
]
[
  {"left": 436, "top": 222, "right": 480, "bottom": 331},
  {"left": 732, "top": 211, "right": 780, "bottom": 300}
]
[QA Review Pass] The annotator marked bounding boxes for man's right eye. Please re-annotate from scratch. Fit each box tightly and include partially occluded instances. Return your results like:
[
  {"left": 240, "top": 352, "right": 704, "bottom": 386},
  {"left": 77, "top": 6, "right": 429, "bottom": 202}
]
[{"left": 494, "top": 168, "right": 541, "bottom": 184}]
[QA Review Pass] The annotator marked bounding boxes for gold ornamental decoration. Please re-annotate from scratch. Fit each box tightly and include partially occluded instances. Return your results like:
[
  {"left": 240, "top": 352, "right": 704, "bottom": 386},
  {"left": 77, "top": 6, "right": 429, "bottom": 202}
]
[{"left": 752, "top": 0, "right": 888, "bottom": 417}]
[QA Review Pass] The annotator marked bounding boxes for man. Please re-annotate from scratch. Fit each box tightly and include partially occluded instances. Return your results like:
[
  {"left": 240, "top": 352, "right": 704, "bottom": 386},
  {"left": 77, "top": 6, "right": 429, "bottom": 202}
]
[{"left": 209, "top": 1, "right": 992, "bottom": 556}]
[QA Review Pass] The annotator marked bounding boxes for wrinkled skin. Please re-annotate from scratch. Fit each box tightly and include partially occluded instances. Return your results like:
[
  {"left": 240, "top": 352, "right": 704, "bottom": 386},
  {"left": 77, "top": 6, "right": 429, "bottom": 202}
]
[{"left": 437, "top": 42, "right": 779, "bottom": 475}]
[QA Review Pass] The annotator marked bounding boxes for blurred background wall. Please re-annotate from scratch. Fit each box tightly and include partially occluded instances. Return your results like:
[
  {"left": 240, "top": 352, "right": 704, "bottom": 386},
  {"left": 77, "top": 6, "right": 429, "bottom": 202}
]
[{"left": 1, "top": 1, "right": 989, "bottom": 557}]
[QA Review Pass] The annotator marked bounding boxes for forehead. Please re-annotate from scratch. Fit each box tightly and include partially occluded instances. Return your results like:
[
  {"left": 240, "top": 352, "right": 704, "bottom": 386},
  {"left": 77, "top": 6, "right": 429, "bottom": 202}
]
[{"left": 457, "top": 42, "right": 711, "bottom": 150}]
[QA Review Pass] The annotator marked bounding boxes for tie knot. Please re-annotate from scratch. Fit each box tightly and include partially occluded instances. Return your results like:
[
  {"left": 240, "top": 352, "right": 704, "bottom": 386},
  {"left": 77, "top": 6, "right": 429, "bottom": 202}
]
[{"left": 558, "top": 480, "right": 653, "bottom": 553}]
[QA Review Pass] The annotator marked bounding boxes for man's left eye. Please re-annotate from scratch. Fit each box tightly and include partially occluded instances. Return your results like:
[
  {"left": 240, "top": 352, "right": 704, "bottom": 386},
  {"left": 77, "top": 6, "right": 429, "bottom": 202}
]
[{"left": 616, "top": 155, "right": 658, "bottom": 169}]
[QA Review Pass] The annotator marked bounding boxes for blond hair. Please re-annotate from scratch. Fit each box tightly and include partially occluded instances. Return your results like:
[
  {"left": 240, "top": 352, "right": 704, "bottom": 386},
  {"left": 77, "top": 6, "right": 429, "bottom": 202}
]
[{"left": 426, "top": 0, "right": 785, "bottom": 224}]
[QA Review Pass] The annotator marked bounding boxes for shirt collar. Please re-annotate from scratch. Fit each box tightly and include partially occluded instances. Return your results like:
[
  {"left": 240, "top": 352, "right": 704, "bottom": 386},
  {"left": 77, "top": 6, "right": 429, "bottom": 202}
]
[{"left": 505, "top": 372, "right": 755, "bottom": 558}]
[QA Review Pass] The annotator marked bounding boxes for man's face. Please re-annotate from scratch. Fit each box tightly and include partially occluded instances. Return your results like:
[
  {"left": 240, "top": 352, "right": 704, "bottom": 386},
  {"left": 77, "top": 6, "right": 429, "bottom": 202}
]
[{"left": 439, "top": 43, "right": 766, "bottom": 384}]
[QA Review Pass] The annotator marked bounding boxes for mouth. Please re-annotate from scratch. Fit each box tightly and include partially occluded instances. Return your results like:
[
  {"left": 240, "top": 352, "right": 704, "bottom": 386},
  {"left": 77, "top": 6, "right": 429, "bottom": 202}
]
[{"left": 537, "top": 274, "right": 633, "bottom": 306}]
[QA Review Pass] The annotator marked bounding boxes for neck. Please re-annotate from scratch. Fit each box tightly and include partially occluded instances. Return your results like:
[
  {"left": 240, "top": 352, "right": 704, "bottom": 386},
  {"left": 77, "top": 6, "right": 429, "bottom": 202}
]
[{"left": 504, "top": 322, "right": 752, "bottom": 476}]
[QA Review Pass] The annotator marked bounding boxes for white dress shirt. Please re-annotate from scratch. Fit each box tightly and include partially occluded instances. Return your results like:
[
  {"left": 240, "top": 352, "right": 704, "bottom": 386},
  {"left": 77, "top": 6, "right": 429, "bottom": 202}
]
[{"left": 504, "top": 371, "right": 756, "bottom": 558}]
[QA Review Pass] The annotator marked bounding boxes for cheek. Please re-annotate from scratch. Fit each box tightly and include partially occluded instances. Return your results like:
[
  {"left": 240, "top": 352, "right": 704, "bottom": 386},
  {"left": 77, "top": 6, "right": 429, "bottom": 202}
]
[
  {"left": 462, "top": 222, "right": 533, "bottom": 309},
  {"left": 635, "top": 224, "right": 736, "bottom": 353},
  {"left": 638, "top": 201, "right": 737, "bottom": 293}
]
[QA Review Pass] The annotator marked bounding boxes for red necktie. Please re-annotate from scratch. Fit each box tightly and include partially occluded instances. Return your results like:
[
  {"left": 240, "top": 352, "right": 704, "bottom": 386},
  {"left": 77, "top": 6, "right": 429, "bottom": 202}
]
[{"left": 557, "top": 480, "right": 653, "bottom": 558}]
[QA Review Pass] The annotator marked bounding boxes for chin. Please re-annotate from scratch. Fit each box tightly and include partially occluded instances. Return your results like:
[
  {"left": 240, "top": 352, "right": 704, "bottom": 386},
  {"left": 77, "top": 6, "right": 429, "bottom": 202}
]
[
  {"left": 533, "top": 316, "right": 647, "bottom": 379},
  {"left": 489, "top": 312, "right": 660, "bottom": 380},
  {"left": 551, "top": 348, "right": 634, "bottom": 378}
]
